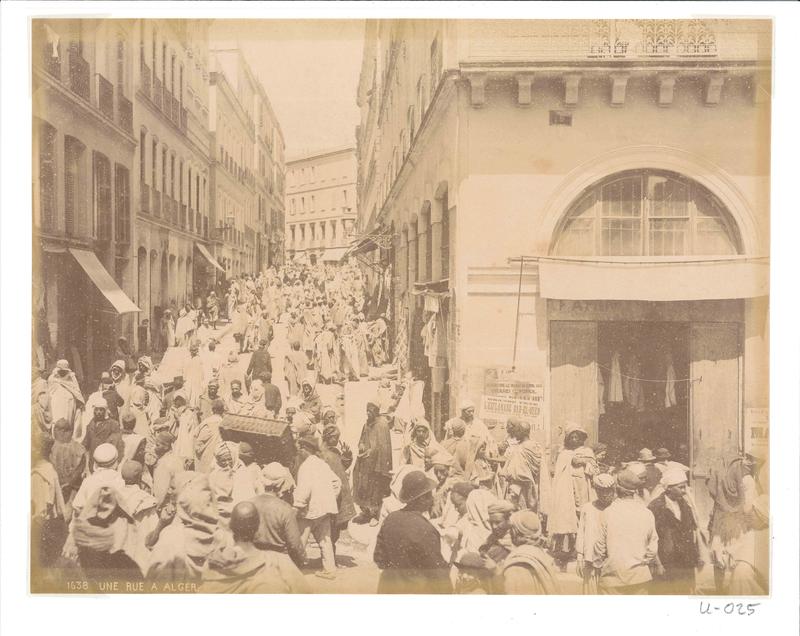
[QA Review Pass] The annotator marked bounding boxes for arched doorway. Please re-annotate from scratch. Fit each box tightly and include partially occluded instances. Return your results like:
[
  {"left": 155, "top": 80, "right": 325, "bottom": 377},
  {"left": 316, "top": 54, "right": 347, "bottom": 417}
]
[{"left": 546, "top": 169, "right": 745, "bottom": 520}]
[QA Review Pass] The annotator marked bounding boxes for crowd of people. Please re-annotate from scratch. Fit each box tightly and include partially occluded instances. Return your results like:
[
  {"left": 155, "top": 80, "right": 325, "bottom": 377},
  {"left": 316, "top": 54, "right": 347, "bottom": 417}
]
[{"left": 30, "top": 262, "right": 769, "bottom": 595}]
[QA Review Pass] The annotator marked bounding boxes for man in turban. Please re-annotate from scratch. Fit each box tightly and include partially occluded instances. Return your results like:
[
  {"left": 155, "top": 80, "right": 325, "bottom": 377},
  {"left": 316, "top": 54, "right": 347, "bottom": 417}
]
[
  {"left": 83, "top": 399, "right": 124, "bottom": 473},
  {"left": 444, "top": 398, "right": 497, "bottom": 458},
  {"left": 48, "top": 359, "right": 84, "bottom": 432},
  {"left": 499, "top": 418, "right": 544, "bottom": 512},
  {"left": 501, "top": 510, "right": 560, "bottom": 594}
]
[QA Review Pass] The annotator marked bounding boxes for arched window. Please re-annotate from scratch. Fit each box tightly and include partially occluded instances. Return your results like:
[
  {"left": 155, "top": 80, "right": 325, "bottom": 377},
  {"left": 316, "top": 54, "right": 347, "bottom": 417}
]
[{"left": 552, "top": 170, "right": 741, "bottom": 257}]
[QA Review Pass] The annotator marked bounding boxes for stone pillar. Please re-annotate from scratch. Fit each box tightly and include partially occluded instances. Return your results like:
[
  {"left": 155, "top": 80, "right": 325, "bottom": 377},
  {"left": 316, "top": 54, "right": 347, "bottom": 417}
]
[
  {"left": 417, "top": 213, "right": 428, "bottom": 283},
  {"left": 408, "top": 225, "right": 418, "bottom": 287},
  {"left": 431, "top": 198, "right": 443, "bottom": 282}
]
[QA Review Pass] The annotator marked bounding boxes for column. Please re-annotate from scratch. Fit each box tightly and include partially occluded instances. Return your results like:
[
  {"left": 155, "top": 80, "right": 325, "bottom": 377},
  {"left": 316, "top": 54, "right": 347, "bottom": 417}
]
[
  {"left": 408, "top": 223, "right": 418, "bottom": 287},
  {"left": 417, "top": 212, "right": 428, "bottom": 283},
  {"left": 431, "top": 197, "right": 443, "bottom": 282}
]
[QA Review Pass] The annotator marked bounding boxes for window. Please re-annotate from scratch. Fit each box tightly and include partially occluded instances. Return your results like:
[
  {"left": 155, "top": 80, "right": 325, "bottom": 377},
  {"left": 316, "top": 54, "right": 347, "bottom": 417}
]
[
  {"left": 301, "top": 197, "right": 305, "bottom": 213},
  {"left": 161, "top": 148, "right": 167, "bottom": 197},
  {"left": 408, "top": 106, "right": 416, "bottom": 142},
  {"left": 38, "top": 121, "right": 57, "bottom": 231},
  {"left": 179, "top": 65, "right": 184, "bottom": 107},
  {"left": 417, "top": 77, "right": 427, "bottom": 125},
  {"left": 430, "top": 36, "right": 441, "bottom": 97},
  {"left": 552, "top": 171, "right": 741, "bottom": 257},
  {"left": 116, "top": 38, "right": 126, "bottom": 96},
  {"left": 311, "top": 195, "right": 315, "bottom": 211},
  {"left": 64, "top": 136, "right": 85, "bottom": 237},
  {"left": 115, "top": 164, "right": 130, "bottom": 243},
  {"left": 161, "top": 43, "right": 166, "bottom": 82},
  {"left": 93, "top": 152, "right": 112, "bottom": 240},
  {"left": 139, "top": 129, "right": 147, "bottom": 183}
]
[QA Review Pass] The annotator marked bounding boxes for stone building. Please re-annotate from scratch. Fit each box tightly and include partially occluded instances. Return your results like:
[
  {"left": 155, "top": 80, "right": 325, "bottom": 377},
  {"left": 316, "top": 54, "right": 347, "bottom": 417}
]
[
  {"left": 32, "top": 19, "right": 139, "bottom": 386},
  {"left": 255, "top": 84, "right": 287, "bottom": 270},
  {"left": 355, "top": 19, "right": 771, "bottom": 521},
  {"left": 133, "top": 19, "right": 216, "bottom": 353},
  {"left": 208, "top": 46, "right": 258, "bottom": 280},
  {"left": 285, "top": 146, "right": 358, "bottom": 264}
]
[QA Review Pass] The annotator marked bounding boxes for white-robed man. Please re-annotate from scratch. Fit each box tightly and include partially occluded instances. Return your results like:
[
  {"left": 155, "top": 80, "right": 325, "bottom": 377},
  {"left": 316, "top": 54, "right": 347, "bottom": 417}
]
[
  {"left": 48, "top": 359, "right": 85, "bottom": 435},
  {"left": 293, "top": 436, "right": 341, "bottom": 579}
]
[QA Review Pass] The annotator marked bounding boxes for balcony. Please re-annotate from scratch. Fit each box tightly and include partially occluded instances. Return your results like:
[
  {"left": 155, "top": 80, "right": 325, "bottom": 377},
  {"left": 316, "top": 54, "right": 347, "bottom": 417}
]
[
  {"left": 68, "top": 49, "right": 90, "bottom": 101},
  {"left": 140, "top": 62, "right": 151, "bottom": 99},
  {"left": 180, "top": 203, "right": 187, "bottom": 228},
  {"left": 152, "top": 190, "right": 162, "bottom": 217},
  {"left": 153, "top": 76, "right": 162, "bottom": 110},
  {"left": 163, "top": 88, "right": 174, "bottom": 120},
  {"left": 97, "top": 74, "right": 114, "bottom": 119},
  {"left": 140, "top": 182, "right": 150, "bottom": 214},
  {"left": 461, "top": 19, "right": 767, "bottom": 64},
  {"left": 118, "top": 94, "right": 133, "bottom": 134},
  {"left": 42, "top": 42, "right": 60, "bottom": 79}
]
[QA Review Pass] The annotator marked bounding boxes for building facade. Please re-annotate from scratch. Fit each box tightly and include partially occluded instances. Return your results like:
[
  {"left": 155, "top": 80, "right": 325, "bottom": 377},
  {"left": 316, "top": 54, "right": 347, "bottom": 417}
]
[
  {"left": 208, "top": 46, "right": 258, "bottom": 280},
  {"left": 285, "top": 147, "right": 358, "bottom": 264},
  {"left": 356, "top": 19, "right": 771, "bottom": 522},
  {"left": 255, "top": 84, "right": 287, "bottom": 270},
  {"left": 32, "top": 19, "right": 139, "bottom": 386},
  {"left": 133, "top": 19, "right": 216, "bottom": 353}
]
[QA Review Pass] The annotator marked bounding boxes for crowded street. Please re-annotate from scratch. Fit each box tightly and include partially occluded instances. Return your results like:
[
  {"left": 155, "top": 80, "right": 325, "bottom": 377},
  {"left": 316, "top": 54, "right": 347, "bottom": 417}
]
[{"left": 27, "top": 17, "right": 772, "bottom": 597}]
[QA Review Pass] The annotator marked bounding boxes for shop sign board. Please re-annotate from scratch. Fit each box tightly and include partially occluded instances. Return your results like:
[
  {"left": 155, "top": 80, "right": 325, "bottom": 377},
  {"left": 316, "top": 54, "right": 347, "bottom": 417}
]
[{"left": 481, "top": 367, "right": 544, "bottom": 435}]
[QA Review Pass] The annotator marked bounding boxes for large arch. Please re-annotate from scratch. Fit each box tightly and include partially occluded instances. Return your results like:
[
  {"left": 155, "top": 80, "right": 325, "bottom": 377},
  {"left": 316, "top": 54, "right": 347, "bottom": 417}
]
[{"left": 538, "top": 145, "right": 764, "bottom": 256}]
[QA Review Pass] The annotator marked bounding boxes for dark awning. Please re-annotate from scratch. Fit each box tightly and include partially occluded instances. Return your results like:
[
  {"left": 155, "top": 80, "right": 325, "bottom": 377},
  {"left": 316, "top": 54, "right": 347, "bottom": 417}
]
[
  {"left": 195, "top": 242, "right": 225, "bottom": 273},
  {"left": 69, "top": 248, "right": 140, "bottom": 314}
]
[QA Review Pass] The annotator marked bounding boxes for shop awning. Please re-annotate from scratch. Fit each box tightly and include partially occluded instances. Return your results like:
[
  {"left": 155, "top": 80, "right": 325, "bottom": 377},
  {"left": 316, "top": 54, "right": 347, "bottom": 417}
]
[
  {"left": 68, "top": 248, "right": 140, "bottom": 314},
  {"left": 537, "top": 256, "right": 769, "bottom": 301},
  {"left": 322, "top": 246, "right": 350, "bottom": 262},
  {"left": 343, "top": 237, "right": 378, "bottom": 259},
  {"left": 195, "top": 242, "right": 225, "bottom": 273}
]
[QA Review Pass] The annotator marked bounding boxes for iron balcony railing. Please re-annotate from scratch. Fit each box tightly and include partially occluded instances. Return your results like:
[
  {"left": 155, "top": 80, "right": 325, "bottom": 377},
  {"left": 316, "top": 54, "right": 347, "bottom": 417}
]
[
  {"left": 68, "top": 48, "right": 90, "bottom": 101},
  {"left": 97, "top": 74, "right": 114, "bottom": 119},
  {"left": 118, "top": 94, "right": 133, "bottom": 134}
]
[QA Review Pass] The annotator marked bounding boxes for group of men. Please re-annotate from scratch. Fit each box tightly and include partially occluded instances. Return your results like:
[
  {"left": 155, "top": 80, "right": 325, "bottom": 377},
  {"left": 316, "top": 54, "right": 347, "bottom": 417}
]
[{"left": 30, "top": 261, "right": 769, "bottom": 593}]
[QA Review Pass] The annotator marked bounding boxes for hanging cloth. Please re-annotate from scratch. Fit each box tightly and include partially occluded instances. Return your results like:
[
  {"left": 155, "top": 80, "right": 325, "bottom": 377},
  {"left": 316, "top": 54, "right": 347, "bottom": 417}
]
[
  {"left": 597, "top": 366, "right": 606, "bottom": 416},
  {"left": 607, "top": 351, "right": 624, "bottom": 403},
  {"left": 624, "top": 355, "right": 645, "bottom": 412},
  {"left": 664, "top": 356, "right": 677, "bottom": 408}
]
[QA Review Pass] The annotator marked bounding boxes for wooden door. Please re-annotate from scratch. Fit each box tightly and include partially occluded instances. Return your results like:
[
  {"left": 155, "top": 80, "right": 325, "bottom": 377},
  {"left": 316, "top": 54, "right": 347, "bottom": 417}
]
[
  {"left": 549, "top": 321, "right": 599, "bottom": 446},
  {"left": 690, "top": 322, "right": 742, "bottom": 524}
]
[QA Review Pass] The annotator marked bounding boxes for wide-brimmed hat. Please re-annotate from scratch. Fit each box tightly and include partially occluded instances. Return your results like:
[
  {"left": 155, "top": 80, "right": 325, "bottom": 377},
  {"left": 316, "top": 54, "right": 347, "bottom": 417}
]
[
  {"left": 638, "top": 448, "right": 656, "bottom": 462},
  {"left": 616, "top": 469, "right": 642, "bottom": 492},
  {"left": 398, "top": 471, "right": 437, "bottom": 504}
]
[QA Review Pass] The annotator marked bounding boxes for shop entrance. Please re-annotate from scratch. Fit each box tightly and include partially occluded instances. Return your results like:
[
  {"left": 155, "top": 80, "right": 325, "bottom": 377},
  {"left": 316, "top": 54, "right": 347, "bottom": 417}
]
[{"left": 597, "top": 321, "right": 690, "bottom": 467}]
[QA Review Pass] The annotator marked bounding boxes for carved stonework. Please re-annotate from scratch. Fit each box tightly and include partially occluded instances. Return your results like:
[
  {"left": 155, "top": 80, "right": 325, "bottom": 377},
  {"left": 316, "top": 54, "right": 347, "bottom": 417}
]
[
  {"left": 658, "top": 73, "right": 677, "bottom": 107},
  {"left": 564, "top": 74, "right": 581, "bottom": 107},
  {"left": 610, "top": 73, "right": 629, "bottom": 106},
  {"left": 466, "top": 72, "right": 487, "bottom": 108},
  {"left": 515, "top": 73, "right": 535, "bottom": 106}
]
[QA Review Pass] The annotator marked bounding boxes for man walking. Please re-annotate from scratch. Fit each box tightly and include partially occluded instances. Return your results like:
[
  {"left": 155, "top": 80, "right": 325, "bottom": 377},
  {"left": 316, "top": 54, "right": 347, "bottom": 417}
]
[
  {"left": 592, "top": 469, "right": 659, "bottom": 595},
  {"left": 293, "top": 437, "right": 341, "bottom": 580},
  {"left": 352, "top": 402, "right": 393, "bottom": 525}
]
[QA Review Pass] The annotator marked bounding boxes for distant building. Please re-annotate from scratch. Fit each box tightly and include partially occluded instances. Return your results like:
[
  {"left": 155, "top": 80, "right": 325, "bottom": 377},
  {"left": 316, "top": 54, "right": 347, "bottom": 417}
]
[
  {"left": 285, "top": 147, "right": 358, "bottom": 264},
  {"left": 32, "top": 19, "right": 138, "bottom": 385},
  {"left": 133, "top": 19, "right": 215, "bottom": 352},
  {"left": 356, "top": 18, "right": 771, "bottom": 525}
]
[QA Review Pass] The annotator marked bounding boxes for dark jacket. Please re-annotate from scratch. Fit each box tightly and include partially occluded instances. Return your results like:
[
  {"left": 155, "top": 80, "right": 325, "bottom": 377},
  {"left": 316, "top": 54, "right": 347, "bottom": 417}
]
[
  {"left": 250, "top": 494, "right": 305, "bottom": 567},
  {"left": 374, "top": 509, "right": 452, "bottom": 594},
  {"left": 83, "top": 418, "right": 123, "bottom": 469},
  {"left": 263, "top": 383, "right": 282, "bottom": 415},
  {"left": 648, "top": 493, "right": 698, "bottom": 570},
  {"left": 247, "top": 348, "right": 272, "bottom": 379}
]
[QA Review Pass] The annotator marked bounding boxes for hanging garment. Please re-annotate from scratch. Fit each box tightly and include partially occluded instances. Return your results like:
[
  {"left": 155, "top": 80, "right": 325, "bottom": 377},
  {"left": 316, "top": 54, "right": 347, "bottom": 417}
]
[
  {"left": 597, "top": 367, "right": 606, "bottom": 416},
  {"left": 664, "top": 357, "right": 677, "bottom": 408},
  {"left": 421, "top": 314, "right": 438, "bottom": 367},
  {"left": 624, "top": 355, "right": 645, "bottom": 412},
  {"left": 607, "top": 351, "right": 624, "bottom": 403}
]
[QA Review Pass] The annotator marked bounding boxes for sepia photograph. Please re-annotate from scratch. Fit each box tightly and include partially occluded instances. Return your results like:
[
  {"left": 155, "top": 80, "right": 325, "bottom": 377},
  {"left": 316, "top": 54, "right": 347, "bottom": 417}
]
[{"left": 26, "top": 13, "right": 773, "bottom": 598}]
